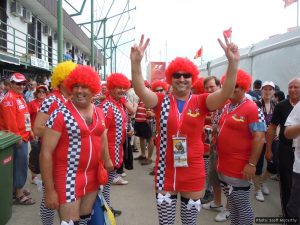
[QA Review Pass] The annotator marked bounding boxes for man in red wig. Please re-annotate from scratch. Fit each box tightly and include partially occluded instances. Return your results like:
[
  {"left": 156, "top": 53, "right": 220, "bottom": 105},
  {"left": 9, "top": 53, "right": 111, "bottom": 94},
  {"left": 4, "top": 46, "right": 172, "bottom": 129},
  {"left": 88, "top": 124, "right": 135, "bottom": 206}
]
[
  {"left": 130, "top": 34, "right": 239, "bottom": 225},
  {"left": 202, "top": 76, "right": 231, "bottom": 222},
  {"left": 217, "top": 69, "right": 266, "bottom": 225},
  {"left": 34, "top": 61, "right": 76, "bottom": 225},
  {"left": 100, "top": 72, "right": 131, "bottom": 217},
  {"left": 40, "top": 65, "right": 112, "bottom": 225}
]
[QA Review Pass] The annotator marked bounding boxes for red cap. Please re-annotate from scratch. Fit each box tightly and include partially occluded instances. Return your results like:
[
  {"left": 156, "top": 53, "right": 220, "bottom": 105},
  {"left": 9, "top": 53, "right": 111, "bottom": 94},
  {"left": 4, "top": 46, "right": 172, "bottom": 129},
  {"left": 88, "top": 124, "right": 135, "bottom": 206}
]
[{"left": 10, "top": 73, "right": 27, "bottom": 83}]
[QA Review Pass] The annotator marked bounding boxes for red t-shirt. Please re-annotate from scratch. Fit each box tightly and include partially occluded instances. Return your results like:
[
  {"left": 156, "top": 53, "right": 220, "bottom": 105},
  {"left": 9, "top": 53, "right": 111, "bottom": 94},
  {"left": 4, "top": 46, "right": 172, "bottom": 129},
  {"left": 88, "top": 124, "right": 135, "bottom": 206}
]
[
  {"left": 135, "top": 100, "right": 148, "bottom": 122},
  {"left": 217, "top": 99, "right": 260, "bottom": 179}
]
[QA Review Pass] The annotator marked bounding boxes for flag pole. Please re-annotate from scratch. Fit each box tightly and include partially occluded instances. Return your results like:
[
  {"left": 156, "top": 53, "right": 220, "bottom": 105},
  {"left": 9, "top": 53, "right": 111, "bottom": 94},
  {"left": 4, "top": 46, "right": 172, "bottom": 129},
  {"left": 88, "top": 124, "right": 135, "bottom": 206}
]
[{"left": 297, "top": 0, "right": 299, "bottom": 27}]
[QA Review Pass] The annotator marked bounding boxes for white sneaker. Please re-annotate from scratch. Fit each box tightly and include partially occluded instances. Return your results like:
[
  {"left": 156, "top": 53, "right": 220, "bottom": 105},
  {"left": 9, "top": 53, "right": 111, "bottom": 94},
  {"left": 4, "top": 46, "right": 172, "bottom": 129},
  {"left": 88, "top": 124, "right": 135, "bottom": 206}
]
[
  {"left": 121, "top": 172, "right": 127, "bottom": 177},
  {"left": 215, "top": 209, "right": 230, "bottom": 222},
  {"left": 261, "top": 183, "right": 270, "bottom": 195},
  {"left": 202, "top": 201, "right": 224, "bottom": 212},
  {"left": 255, "top": 190, "right": 265, "bottom": 202},
  {"left": 112, "top": 176, "right": 129, "bottom": 185}
]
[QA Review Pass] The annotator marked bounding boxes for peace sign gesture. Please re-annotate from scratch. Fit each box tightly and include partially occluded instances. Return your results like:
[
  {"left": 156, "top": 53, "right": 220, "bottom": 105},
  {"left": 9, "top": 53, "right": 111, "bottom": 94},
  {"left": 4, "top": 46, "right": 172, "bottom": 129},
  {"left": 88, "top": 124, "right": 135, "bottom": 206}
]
[
  {"left": 130, "top": 34, "right": 150, "bottom": 64},
  {"left": 218, "top": 34, "right": 240, "bottom": 65}
]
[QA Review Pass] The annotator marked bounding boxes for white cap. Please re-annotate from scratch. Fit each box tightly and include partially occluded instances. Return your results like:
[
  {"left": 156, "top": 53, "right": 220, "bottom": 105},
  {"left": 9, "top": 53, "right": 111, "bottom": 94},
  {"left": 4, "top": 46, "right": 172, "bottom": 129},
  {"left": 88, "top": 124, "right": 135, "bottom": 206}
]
[
  {"left": 10, "top": 73, "right": 27, "bottom": 83},
  {"left": 261, "top": 81, "right": 275, "bottom": 89}
]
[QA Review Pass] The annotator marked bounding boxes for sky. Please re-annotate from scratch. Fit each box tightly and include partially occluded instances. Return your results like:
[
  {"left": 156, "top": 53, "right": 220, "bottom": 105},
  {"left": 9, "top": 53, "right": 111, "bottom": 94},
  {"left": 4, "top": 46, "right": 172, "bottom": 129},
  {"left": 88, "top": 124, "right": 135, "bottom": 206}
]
[{"left": 64, "top": 0, "right": 299, "bottom": 78}]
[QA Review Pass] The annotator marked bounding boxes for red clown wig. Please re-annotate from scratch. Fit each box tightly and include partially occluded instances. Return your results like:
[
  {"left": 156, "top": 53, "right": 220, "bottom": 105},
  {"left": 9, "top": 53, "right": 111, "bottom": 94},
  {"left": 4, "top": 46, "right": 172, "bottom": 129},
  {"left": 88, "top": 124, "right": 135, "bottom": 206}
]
[
  {"left": 151, "top": 80, "right": 168, "bottom": 91},
  {"left": 192, "top": 77, "right": 205, "bottom": 94},
  {"left": 64, "top": 65, "right": 101, "bottom": 95},
  {"left": 221, "top": 69, "right": 252, "bottom": 92},
  {"left": 165, "top": 57, "right": 199, "bottom": 84},
  {"left": 106, "top": 73, "right": 131, "bottom": 91}
]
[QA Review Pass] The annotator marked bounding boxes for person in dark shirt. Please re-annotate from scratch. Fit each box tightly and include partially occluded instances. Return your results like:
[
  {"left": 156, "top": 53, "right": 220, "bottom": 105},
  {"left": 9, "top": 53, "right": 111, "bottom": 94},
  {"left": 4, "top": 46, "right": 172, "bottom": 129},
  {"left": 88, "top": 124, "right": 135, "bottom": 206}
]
[
  {"left": 266, "top": 78, "right": 300, "bottom": 218},
  {"left": 248, "top": 79, "right": 262, "bottom": 101}
]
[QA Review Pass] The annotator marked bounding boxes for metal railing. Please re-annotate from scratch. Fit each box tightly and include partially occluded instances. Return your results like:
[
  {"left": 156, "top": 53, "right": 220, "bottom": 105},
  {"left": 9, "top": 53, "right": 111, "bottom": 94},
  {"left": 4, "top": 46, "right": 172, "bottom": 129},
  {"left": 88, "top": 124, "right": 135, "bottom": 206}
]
[{"left": 0, "top": 19, "right": 57, "bottom": 69}]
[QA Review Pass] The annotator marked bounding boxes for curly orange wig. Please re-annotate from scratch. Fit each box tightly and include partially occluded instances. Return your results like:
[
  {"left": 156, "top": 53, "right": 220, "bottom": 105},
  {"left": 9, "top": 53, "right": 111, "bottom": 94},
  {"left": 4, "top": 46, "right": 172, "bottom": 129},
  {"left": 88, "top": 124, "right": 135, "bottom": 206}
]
[
  {"left": 165, "top": 57, "right": 199, "bottom": 84},
  {"left": 64, "top": 65, "right": 101, "bottom": 95},
  {"left": 192, "top": 77, "right": 205, "bottom": 94},
  {"left": 151, "top": 80, "right": 168, "bottom": 91},
  {"left": 221, "top": 69, "right": 252, "bottom": 92},
  {"left": 106, "top": 73, "right": 131, "bottom": 91}
]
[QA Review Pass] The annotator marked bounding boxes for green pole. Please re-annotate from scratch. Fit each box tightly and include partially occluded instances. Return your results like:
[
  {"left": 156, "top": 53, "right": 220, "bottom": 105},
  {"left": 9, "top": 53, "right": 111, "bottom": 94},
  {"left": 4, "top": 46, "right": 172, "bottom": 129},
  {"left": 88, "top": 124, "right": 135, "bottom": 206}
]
[
  {"left": 90, "top": 0, "right": 94, "bottom": 67},
  {"left": 110, "top": 37, "right": 112, "bottom": 73},
  {"left": 103, "top": 19, "right": 106, "bottom": 79},
  {"left": 57, "top": 0, "right": 63, "bottom": 63}
]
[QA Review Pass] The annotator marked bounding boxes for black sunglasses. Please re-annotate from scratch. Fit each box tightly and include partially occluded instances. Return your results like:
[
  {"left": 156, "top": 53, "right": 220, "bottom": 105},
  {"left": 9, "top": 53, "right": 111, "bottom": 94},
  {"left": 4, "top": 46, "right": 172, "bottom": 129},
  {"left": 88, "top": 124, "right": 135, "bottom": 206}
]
[
  {"left": 173, "top": 73, "right": 192, "bottom": 79},
  {"left": 154, "top": 89, "right": 164, "bottom": 92}
]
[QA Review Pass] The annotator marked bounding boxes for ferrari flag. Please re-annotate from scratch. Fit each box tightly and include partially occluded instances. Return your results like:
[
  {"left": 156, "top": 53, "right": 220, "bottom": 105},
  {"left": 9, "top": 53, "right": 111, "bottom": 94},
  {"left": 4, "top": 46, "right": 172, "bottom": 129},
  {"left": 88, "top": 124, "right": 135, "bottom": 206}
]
[
  {"left": 194, "top": 46, "right": 203, "bottom": 59},
  {"left": 223, "top": 27, "right": 232, "bottom": 39}
]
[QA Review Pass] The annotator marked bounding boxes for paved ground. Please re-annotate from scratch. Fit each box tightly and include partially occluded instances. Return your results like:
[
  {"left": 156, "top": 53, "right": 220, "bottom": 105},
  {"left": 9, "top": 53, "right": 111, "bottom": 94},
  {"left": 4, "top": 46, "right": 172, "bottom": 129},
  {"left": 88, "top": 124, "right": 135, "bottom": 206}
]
[{"left": 6, "top": 151, "right": 282, "bottom": 225}]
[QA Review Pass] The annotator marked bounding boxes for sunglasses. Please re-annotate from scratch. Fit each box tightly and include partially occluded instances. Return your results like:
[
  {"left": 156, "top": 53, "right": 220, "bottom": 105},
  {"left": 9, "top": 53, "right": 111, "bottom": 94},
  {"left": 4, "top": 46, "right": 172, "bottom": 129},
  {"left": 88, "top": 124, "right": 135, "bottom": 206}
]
[
  {"left": 173, "top": 73, "right": 192, "bottom": 79},
  {"left": 15, "top": 82, "right": 27, "bottom": 86},
  {"left": 154, "top": 89, "right": 164, "bottom": 92},
  {"left": 37, "top": 90, "right": 46, "bottom": 94}
]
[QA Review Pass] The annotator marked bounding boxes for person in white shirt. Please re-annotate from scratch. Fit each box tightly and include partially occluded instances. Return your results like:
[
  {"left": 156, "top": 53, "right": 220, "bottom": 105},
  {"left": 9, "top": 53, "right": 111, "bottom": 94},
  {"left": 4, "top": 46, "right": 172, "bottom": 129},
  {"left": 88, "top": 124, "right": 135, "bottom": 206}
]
[{"left": 284, "top": 101, "right": 300, "bottom": 224}]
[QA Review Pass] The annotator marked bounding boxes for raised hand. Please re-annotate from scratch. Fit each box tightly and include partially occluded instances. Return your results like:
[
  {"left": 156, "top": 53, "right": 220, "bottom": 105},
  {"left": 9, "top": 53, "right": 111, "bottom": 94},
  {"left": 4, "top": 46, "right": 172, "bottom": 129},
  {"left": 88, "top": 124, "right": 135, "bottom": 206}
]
[
  {"left": 218, "top": 34, "right": 240, "bottom": 64},
  {"left": 130, "top": 34, "right": 150, "bottom": 64}
]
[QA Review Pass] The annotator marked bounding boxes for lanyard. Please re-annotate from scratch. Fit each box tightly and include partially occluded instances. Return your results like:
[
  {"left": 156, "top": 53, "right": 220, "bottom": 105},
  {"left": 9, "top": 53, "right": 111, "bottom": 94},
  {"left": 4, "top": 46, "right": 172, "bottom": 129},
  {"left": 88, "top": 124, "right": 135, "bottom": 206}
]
[{"left": 171, "top": 95, "right": 192, "bottom": 136}]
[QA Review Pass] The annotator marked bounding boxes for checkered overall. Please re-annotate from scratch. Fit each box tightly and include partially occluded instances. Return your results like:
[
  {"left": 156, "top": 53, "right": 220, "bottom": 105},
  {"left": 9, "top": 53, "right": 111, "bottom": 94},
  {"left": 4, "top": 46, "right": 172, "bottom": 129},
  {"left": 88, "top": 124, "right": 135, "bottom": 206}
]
[
  {"left": 39, "top": 95, "right": 66, "bottom": 225},
  {"left": 102, "top": 101, "right": 123, "bottom": 166},
  {"left": 156, "top": 95, "right": 170, "bottom": 191},
  {"left": 46, "top": 107, "right": 81, "bottom": 203},
  {"left": 40, "top": 95, "right": 64, "bottom": 114}
]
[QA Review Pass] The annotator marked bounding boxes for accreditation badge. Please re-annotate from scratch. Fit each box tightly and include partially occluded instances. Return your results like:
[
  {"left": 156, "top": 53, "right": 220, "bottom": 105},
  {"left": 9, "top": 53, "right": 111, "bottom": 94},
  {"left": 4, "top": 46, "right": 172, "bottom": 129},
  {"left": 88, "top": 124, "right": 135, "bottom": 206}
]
[
  {"left": 24, "top": 113, "right": 31, "bottom": 131},
  {"left": 172, "top": 135, "right": 188, "bottom": 167}
]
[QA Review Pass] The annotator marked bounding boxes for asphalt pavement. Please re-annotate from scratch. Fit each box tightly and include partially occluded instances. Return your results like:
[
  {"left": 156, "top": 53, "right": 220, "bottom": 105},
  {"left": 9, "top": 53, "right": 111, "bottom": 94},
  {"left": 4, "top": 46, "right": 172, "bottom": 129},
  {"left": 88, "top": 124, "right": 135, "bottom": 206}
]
[{"left": 6, "top": 151, "right": 282, "bottom": 225}]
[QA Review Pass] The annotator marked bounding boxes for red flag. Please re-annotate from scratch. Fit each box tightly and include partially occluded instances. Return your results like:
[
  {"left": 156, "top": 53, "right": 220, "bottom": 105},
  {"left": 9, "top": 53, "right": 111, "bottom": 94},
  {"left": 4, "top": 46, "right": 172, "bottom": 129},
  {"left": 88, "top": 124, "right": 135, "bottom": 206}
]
[
  {"left": 194, "top": 46, "right": 203, "bottom": 59},
  {"left": 223, "top": 27, "right": 232, "bottom": 39},
  {"left": 283, "top": 0, "right": 297, "bottom": 8}
]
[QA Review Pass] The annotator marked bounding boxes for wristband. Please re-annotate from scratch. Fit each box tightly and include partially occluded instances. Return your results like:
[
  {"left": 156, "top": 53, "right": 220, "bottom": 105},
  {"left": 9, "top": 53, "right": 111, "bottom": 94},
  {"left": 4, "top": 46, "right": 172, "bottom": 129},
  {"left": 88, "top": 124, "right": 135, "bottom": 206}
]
[{"left": 248, "top": 162, "right": 256, "bottom": 167}]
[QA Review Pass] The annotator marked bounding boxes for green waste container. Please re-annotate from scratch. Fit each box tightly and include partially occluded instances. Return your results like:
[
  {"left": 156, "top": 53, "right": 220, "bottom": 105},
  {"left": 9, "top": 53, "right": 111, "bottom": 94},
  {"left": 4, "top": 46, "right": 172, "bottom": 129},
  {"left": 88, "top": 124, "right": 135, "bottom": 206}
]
[{"left": 0, "top": 131, "right": 21, "bottom": 225}]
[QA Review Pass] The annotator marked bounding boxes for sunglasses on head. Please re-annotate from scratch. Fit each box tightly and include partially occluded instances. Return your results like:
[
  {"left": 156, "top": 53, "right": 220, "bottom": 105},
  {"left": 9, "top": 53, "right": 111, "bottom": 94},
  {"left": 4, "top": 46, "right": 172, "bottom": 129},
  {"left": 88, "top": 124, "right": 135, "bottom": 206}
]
[
  {"left": 14, "top": 82, "right": 27, "bottom": 86},
  {"left": 172, "top": 73, "right": 192, "bottom": 79},
  {"left": 154, "top": 89, "right": 164, "bottom": 93}
]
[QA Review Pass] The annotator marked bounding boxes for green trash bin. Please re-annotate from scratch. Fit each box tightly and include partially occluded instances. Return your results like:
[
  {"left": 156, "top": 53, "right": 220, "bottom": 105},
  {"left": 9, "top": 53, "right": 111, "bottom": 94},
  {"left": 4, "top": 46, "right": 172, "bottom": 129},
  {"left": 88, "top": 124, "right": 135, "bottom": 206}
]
[{"left": 0, "top": 131, "right": 21, "bottom": 225}]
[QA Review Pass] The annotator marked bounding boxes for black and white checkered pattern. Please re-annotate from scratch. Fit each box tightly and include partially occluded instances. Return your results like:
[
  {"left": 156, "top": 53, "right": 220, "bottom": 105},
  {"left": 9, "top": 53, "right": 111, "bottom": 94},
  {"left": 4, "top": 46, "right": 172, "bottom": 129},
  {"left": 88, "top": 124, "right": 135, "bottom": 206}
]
[
  {"left": 102, "top": 101, "right": 123, "bottom": 166},
  {"left": 228, "top": 188, "right": 253, "bottom": 225},
  {"left": 40, "top": 95, "right": 64, "bottom": 114},
  {"left": 180, "top": 197, "right": 199, "bottom": 225},
  {"left": 102, "top": 170, "right": 116, "bottom": 207},
  {"left": 257, "top": 107, "right": 265, "bottom": 123},
  {"left": 46, "top": 107, "right": 81, "bottom": 203},
  {"left": 40, "top": 185, "right": 55, "bottom": 225},
  {"left": 156, "top": 96, "right": 170, "bottom": 191},
  {"left": 156, "top": 194, "right": 177, "bottom": 225}
]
